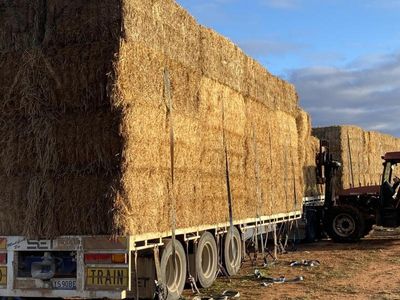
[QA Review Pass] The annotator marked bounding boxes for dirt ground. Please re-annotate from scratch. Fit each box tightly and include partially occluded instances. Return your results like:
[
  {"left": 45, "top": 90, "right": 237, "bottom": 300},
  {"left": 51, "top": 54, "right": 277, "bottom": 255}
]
[{"left": 182, "top": 228, "right": 400, "bottom": 300}]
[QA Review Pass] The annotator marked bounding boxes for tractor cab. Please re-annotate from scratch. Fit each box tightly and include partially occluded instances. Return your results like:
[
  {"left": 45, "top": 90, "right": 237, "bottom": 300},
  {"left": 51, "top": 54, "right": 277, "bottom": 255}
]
[{"left": 377, "top": 152, "right": 400, "bottom": 227}]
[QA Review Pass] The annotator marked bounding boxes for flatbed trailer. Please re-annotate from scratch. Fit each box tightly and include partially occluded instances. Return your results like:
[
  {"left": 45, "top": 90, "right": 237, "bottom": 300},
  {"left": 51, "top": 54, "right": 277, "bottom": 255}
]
[{"left": 0, "top": 211, "right": 301, "bottom": 299}]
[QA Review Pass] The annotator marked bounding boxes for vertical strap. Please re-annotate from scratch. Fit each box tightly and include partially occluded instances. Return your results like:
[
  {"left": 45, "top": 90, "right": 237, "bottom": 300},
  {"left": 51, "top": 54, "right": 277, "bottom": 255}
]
[
  {"left": 283, "top": 125, "right": 289, "bottom": 214},
  {"left": 216, "top": 233, "right": 230, "bottom": 279},
  {"left": 154, "top": 247, "right": 162, "bottom": 281},
  {"left": 267, "top": 130, "right": 278, "bottom": 259},
  {"left": 186, "top": 240, "right": 200, "bottom": 294},
  {"left": 267, "top": 130, "right": 275, "bottom": 219},
  {"left": 134, "top": 251, "right": 139, "bottom": 300},
  {"left": 153, "top": 247, "right": 167, "bottom": 300},
  {"left": 289, "top": 132, "right": 299, "bottom": 246},
  {"left": 221, "top": 100, "right": 235, "bottom": 260},
  {"left": 260, "top": 223, "right": 265, "bottom": 261},
  {"left": 273, "top": 224, "right": 278, "bottom": 260},
  {"left": 163, "top": 68, "right": 177, "bottom": 266},
  {"left": 252, "top": 125, "right": 265, "bottom": 261},
  {"left": 287, "top": 126, "right": 298, "bottom": 212}
]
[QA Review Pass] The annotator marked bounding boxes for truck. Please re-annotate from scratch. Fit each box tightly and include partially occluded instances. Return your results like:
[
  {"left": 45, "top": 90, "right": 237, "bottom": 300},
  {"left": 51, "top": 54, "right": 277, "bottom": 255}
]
[
  {"left": 2, "top": 141, "right": 397, "bottom": 299},
  {"left": 305, "top": 141, "right": 400, "bottom": 243},
  {"left": 0, "top": 212, "right": 301, "bottom": 300}
]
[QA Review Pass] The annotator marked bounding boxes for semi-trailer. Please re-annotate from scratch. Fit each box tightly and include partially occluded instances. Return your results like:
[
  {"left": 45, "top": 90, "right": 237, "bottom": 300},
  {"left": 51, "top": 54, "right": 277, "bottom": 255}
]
[{"left": 0, "top": 0, "right": 314, "bottom": 299}]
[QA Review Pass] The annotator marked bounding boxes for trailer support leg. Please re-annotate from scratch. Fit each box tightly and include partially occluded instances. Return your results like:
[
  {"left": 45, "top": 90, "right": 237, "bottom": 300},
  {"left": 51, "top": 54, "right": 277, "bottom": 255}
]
[{"left": 273, "top": 224, "right": 278, "bottom": 259}]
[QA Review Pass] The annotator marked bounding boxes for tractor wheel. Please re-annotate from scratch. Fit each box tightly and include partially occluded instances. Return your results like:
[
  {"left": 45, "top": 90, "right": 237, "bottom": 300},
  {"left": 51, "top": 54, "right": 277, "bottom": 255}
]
[{"left": 324, "top": 205, "right": 365, "bottom": 242}]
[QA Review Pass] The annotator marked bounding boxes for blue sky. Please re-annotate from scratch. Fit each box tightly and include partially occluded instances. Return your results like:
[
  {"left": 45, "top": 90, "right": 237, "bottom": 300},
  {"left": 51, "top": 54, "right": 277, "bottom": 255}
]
[{"left": 176, "top": 0, "right": 400, "bottom": 137}]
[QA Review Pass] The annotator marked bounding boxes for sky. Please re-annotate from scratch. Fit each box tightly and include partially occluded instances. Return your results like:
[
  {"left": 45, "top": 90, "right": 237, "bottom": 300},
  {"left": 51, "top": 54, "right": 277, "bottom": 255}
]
[{"left": 176, "top": 0, "right": 400, "bottom": 137}]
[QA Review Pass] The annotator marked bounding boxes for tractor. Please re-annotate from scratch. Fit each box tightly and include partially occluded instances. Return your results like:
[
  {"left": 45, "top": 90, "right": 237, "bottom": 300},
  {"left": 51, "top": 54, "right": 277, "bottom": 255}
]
[{"left": 309, "top": 141, "right": 400, "bottom": 242}]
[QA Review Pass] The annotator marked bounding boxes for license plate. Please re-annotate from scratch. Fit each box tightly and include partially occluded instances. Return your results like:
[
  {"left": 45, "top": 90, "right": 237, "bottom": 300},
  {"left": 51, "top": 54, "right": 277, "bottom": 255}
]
[
  {"left": 86, "top": 268, "right": 128, "bottom": 288},
  {"left": 0, "top": 267, "right": 7, "bottom": 285},
  {"left": 52, "top": 278, "right": 76, "bottom": 290}
]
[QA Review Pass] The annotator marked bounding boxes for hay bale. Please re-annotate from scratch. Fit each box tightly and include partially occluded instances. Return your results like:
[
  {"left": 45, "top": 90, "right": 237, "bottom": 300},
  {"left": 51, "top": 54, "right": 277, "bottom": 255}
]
[
  {"left": 313, "top": 126, "right": 400, "bottom": 190},
  {"left": 0, "top": 0, "right": 311, "bottom": 237},
  {"left": 296, "top": 110, "right": 321, "bottom": 197},
  {"left": 0, "top": 0, "right": 121, "bottom": 52},
  {"left": 0, "top": 111, "right": 120, "bottom": 175},
  {"left": 0, "top": 43, "right": 118, "bottom": 117},
  {"left": 123, "top": 0, "right": 201, "bottom": 68},
  {"left": 200, "top": 28, "right": 245, "bottom": 92}
]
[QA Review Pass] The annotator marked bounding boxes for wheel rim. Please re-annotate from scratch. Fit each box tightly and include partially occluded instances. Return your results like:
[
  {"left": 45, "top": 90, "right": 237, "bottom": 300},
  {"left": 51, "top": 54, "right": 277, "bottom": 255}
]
[
  {"left": 227, "top": 235, "right": 240, "bottom": 270},
  {"left": 201, "top": 241, "right": 215, "bottom": 278},
  {"left": 333, "top": 213, "right": 356, "bottom": 237},
  {"left": 165, "top": 253, "right": 182, "bottom": 293}
]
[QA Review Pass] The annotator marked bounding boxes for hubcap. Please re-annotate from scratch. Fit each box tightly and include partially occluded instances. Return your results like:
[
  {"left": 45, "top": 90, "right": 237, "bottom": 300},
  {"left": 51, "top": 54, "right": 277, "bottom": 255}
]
[
  {"left": 201, "top": 242, "right": 214, "bottom": 278},
  {"left": 165, "top": 254, "right": 182, "bottom": 293},
  {"left": 333, "top": 213, "right": 356, "bottom": 237},
  {"left": 227, "top": 235, "right": 240, "bottom": 270}
]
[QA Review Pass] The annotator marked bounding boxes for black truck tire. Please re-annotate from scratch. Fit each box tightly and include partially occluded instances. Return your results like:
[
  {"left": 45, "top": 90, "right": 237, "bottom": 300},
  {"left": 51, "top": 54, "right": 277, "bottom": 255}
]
[{"left": 324, "top": 205, "right": 366, "bottom": 242}]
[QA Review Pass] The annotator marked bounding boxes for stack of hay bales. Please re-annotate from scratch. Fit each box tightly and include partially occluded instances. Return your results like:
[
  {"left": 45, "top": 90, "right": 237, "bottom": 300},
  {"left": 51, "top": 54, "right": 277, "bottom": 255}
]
[
  {"left": 0, "top": 0, "right": 316, "bottom": 238},
  {"left": 313, "top": 126, "right": 400, "bottom": 191},
  {"left": 0, "top": 0, "right": 123, "bottom": 237},
  {"left": 296, "top": 111, "right": 322, "bottom": 198}
]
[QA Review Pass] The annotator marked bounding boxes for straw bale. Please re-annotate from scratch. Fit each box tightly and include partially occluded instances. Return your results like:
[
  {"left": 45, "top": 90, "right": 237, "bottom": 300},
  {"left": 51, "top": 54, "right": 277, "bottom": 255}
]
[
  {"left": 0, "top": 111, "right": 120, "bottom": 175},
  {"left": 221, "top": 84, "right": 249, "bottom": 220},
  {"left": 0, "top": 175, "right": 115, "bottom": 236},
  {"left": 313, "top": 126, "right": 400, "bottom": 190},
  {"left": 303, "top": 136, "right": 321, "bottom": 197},
  {"left": 0, "top": 0, "right": 121, "bottom": 52},
  {"left": 0, "top": 43, "right": 118, "bottom": 117},
  {"left": 200, "top": 28, "right": 245, "bottom": 92},
  {"left": 42, "top": 0, "right": 122, "bottom": 47},
  {"left": 0, "top": 0, "right": 39, "bottom": 52},
  {"left": 196, "top": 78, "right": 227, "bottom": 225},
  {"left": 123, "top": 0, "right": 200, "bottom": 68},
  {"left": 0, "top": 176, "right": 29, "bottom": 235},
  {"left": 243, "top": 57, "right": 298, "bottom": 115},
  {"left": 296, "top": 110, "right": 321, "bottom": 197}
]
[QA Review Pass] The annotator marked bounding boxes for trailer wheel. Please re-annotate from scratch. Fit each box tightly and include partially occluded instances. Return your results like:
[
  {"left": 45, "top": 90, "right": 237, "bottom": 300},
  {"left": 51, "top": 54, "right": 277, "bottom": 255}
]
[
  {"left": 196, "top": 231, "right": 218, "bottom": 288},
  {"left": 325, "top": 205, "right": 365, "bottom": 242},
  {"left": 161, "top": 240, "right": 187, "bottom": 300},
  {"left": 223, "top": 227, "right": 242, "bottom": 276}
]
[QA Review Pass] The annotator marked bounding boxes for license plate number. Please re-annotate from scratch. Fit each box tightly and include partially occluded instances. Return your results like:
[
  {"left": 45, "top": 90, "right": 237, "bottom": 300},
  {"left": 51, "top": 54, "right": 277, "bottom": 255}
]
[
  {"left": 86, "top": 268, "right": 128, "bottom": 288},
  {"left": 52, "top": 279, "right": 76, "bottom": 290}
]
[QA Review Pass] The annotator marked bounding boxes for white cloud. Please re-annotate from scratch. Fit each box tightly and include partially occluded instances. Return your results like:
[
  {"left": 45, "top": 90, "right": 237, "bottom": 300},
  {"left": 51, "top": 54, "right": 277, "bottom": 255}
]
[{"left": 288, "top": 52, "right": 400, "bottom": 137}]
